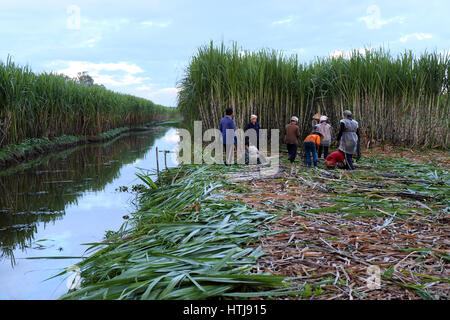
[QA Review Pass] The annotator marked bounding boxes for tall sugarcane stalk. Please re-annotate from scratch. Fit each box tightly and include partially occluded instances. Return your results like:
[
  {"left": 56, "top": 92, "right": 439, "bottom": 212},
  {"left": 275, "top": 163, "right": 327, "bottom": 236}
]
[
  {"left": 178, "top": 42, "right": 449, "bottom": 149},
  {"left": 0, "top": 57, "right": 176, "bottom": 147}
]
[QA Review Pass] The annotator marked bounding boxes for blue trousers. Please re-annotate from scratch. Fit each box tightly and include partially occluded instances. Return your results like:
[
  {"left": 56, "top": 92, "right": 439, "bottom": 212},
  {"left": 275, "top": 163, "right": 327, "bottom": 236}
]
[{"left": 304, "top": 141, "right": 317, "bottom": 167}]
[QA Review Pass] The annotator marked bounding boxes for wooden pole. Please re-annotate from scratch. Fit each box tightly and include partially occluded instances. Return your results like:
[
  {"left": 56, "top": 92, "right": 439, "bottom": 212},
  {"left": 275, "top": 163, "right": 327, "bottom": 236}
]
[
  {"left": 164, "top": 151, "right": 168, "bottom": 170},
  {"left": 156, "top": 147, "right": 159, "bottom": 175}
]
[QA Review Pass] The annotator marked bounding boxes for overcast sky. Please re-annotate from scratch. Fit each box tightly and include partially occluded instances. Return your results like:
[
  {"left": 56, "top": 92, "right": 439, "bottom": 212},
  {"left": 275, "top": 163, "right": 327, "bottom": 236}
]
[{"left": 1, "top": 0, "right": 448, "bottom": 106}]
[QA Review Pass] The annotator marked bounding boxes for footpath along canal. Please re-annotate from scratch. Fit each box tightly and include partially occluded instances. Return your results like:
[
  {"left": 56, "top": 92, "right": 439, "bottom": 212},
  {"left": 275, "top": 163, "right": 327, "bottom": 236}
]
[{"left": 0, "top": 126, "right": 180, "bottom": 299}]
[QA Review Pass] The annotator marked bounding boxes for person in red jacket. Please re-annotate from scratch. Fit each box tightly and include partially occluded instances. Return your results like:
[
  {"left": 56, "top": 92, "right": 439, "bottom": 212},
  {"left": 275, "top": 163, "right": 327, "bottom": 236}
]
[{"left": 325, "top": 150, "right": 346, "bottom": 169}]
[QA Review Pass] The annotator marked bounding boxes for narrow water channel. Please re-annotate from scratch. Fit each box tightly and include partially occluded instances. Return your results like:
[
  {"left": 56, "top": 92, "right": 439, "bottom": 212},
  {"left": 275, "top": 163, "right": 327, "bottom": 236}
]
[{"left": 0, "top": 126, "right": 180, "bottom": 299}]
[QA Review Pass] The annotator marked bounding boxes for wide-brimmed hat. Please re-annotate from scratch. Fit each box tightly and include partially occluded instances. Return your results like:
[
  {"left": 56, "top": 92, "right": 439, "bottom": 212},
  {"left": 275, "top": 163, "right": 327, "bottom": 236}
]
[
  {"left": 343, "top": 110, "right": 352, "bottom": 117},
  {"left": 320, "top": 116, "right": 328, "bottom": 122},
  {"left": 312, "top": 131, "right": 323, "bottom": 137},
  {"left": 291, "top": 116, "right": 299, "bottom": 122},
  {"left": 313, "top": 113, "right": 321, "bottom": 120},
  {"left": 250, "top": 114, "right": 258, "bottom": 119}
]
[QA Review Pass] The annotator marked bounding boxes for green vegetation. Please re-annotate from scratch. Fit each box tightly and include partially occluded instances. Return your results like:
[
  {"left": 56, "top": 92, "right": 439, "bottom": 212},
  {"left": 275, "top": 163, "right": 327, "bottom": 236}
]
[
  {"left": 0, "top": 126, "right": 152, "bottom": 166},
  {"left": 178, "top": 42, "right": 449, "bottom": 148},
  {"left": 290, "top": 155, "right": 449, "bottom": 218},
  {"left": 54, "top": 151, "right": 449, "bottom": 300},
  {"left": 0, "top": 57, "right": 177, "bottom": 147},
  {"left": 57, "top": 165, "right": 301, "bottom": 300}
]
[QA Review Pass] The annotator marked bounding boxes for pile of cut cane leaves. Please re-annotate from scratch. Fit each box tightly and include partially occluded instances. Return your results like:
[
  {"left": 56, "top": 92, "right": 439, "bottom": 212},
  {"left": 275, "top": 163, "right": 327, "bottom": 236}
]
[
  {"left": 222, "top": 154, "right": 449, "bottom": 299},
  {"left": 302, "top": 156, "right": 449, "bottom": 219},
  {"left": 57, "top": 165, "right": 301, "bottom": 300}
]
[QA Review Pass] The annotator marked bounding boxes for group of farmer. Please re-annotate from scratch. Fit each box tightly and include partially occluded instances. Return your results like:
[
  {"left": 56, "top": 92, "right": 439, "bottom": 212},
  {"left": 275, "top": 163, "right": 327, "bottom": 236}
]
[
  {"left": 219, "top": 108, "right": 360, "bottom": 170},
  {"left": 285, "top": 111, "right": 360, "bottom": 170}
]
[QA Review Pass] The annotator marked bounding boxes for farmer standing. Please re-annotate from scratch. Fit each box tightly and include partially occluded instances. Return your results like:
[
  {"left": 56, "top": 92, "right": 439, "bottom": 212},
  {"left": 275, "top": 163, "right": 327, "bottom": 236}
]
[
  {"left": 285, "top": 116, "right": 301, "bottom": 164},
  {"left": 220, "top": 108, "right": 237, "bottom": 165},
  {"left": 245, "top": 114, "right": 260, "bottom": 149},
  {"left": 315, "top": 116, "right": 332, "bottom": 159},
  {"left": 312, "top": 113, "right": 321, "bottom": 130},
  {"left": 337, "top": 110, "right": 360, "bottom": 170}
]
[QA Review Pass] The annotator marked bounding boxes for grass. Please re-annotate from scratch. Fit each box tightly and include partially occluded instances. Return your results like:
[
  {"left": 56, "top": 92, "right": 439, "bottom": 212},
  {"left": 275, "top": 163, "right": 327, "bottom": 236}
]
[
  {"left": 300, "top": 155, "right": 449, "bottom": 218},
  {"left": 178, "top": 41, "right": 449, "bottom": 148},
  {"left": 51, "top": 148, "right": 448, "bottom": 300},
  {"left": 56, "top": 165, "right": 302, "bottom": 300},
  {"left": 0, "top": 126, "right": 153, "bottom": 167}
]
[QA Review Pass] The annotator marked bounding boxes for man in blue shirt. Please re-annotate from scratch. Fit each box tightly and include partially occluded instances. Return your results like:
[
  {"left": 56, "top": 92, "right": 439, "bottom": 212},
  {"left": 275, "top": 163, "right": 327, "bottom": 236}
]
[{"left": 219, "top": 108, "right": 236, "bottom": 164}]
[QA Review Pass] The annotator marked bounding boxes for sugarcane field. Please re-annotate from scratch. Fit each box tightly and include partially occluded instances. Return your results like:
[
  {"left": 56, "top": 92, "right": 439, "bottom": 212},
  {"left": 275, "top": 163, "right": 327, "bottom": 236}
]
[{"left": 0, "top": 0, "right": 449, "bottom": 312}]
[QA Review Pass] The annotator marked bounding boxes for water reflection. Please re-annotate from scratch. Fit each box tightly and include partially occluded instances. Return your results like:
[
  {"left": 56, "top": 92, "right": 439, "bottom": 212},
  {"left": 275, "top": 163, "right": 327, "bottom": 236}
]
[{"left": 0, "top": 128, "right": 170, "bottom": 265}]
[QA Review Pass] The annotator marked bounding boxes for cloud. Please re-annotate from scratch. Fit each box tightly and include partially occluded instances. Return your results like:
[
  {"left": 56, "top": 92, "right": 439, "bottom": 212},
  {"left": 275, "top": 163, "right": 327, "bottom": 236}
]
[
  {"left": 52, "top": 61, "right": 144, "bottom": 75},
  {"left": 330, "top": 47, "right": 372, "bottom": 59},
  {"left": 359, "top": 5, "right": 404, "bottom": 30},
  {"left": 282, "top": 48, "right": 306, "bottom": 56},
  {"left": 148, "top": 87, "right": 180, "bottom": 98},
  {"left": 61, "top": 17, "right": 131, "bottom": 49},
  {"left": 141, "top": 87, "right": 180, "bottom": 107},
  {"left": 163, "top": 130, "right": 180, "bottom": 143},
  {"left": 136, "top": 85, "right": 156, "bottom": 91},
  {"left": 49, "top": 61, "right": 177, "bottom": 106},
  {"left": 75, "top": 35, "right": 102, "bottom": 48},
  {"left": 399, "top": 33, "right": 433, "bottom": 43},
  {"left": 94, "top": 74, "right": 150, "bottom": 87},
  {"left": 50, "top": 61, "right": 149, "bottom": 87},
  {"left": 141, "top": 20, "right": 172, "bottom": 28},
  {"left": 272, "top": 17, "right": 293, "bottom": 25},
  {"left": 82, "top": 17, "right": 131, "bottom": 32}
]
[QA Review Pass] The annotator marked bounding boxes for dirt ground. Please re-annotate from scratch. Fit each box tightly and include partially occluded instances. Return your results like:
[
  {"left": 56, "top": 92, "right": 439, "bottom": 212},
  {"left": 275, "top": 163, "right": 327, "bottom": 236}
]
[{"left": 223, "top": 149, "right": 449, "bottom": 300}]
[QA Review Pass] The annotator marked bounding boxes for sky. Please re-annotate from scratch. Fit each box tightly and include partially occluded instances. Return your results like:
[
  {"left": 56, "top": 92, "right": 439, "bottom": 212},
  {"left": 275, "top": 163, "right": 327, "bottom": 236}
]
[{"left": 1, "top": 0, "right": 448, "bottom": 107}]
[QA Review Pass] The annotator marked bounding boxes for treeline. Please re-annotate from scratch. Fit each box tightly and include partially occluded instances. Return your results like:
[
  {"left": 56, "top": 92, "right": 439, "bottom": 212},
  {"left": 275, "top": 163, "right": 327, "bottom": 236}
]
[
  {"left": 178, "top": 42, "right": 449, "bottom": 148},
  {"left": 0, "top": 57, "right": 177, "bottom": 147}
]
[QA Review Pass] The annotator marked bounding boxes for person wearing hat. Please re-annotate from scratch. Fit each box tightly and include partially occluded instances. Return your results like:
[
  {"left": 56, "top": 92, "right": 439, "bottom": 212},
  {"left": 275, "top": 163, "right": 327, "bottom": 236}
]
[
  {"left": 303, "top": 131, "right": 323, "bottom": 167},
  {"left": 285, "top": 116, "right": 301, "bottom": 163},
  {"left": 315, "top": 115, "right": 332, "bottom": 159},
  {"left": 245, "top": 114, "right": 260, "bottom": 149},
  {"left": 337, "top": 110, "right": 360, "bottom": 170},
  {"left": 312, "top": 113, "right": 321, "bottom": 130}
]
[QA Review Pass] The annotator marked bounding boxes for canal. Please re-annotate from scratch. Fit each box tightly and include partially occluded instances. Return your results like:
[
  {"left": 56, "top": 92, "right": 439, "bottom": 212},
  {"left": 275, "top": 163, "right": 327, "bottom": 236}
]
[{"left": 0, "top": 126, "right": 180, "bottom": 299}]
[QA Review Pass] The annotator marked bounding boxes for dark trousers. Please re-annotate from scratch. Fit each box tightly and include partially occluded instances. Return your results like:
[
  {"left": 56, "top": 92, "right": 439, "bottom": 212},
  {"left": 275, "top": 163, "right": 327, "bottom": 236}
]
[
  {"left": 304, "top": 141, "right": 318, "bottom": 167},
  {"left": 318, "top": 146, "right": 329, "bottom": 159},
  {"left": 286, "top": 144, "right": 298, "bottom": 163},
  {"left": 344, "top": 153, "right": 354, "bottom": 170}
]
